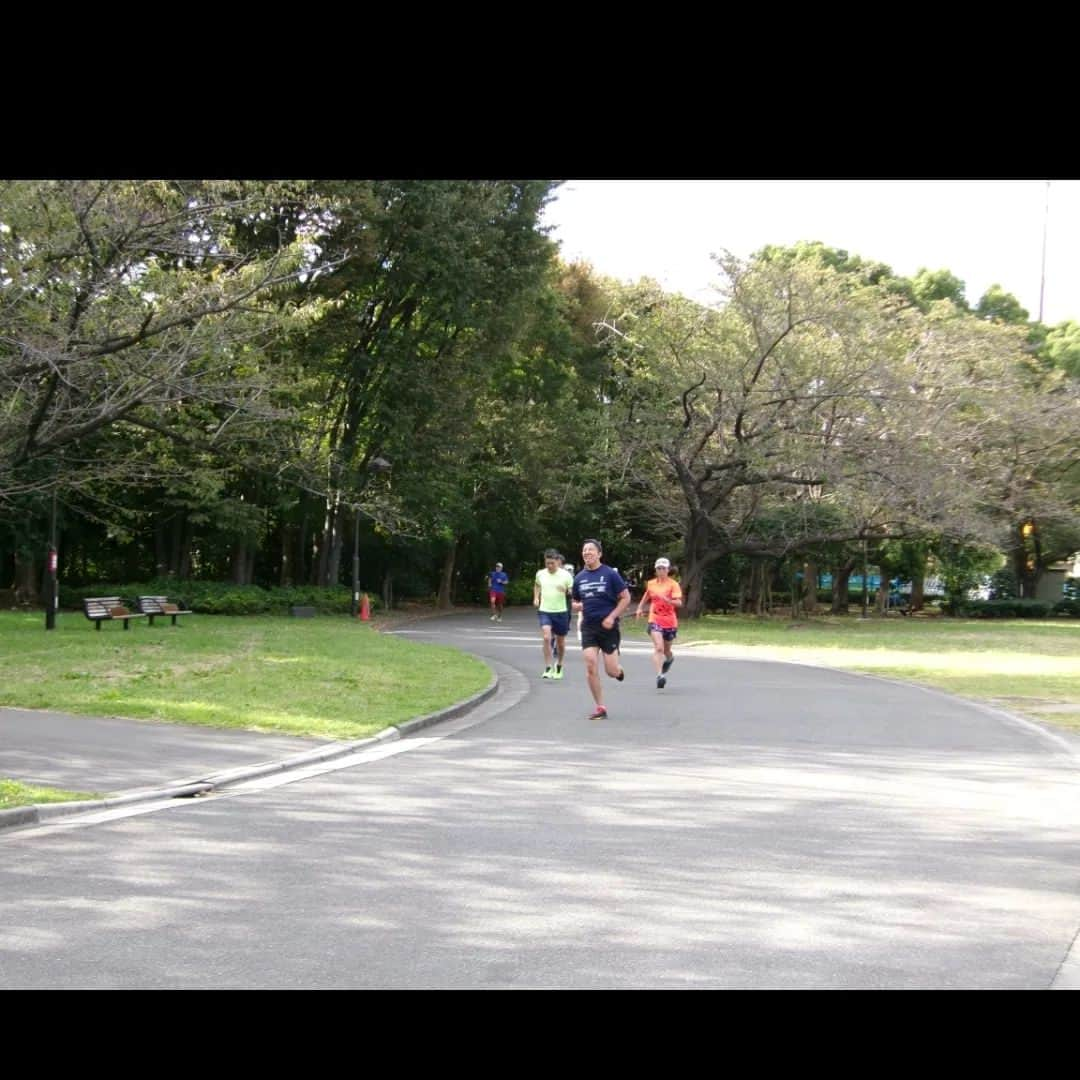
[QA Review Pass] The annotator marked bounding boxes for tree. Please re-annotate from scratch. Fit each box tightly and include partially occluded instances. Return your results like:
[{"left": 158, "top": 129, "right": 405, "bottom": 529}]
[
  {"left": 0, "top": 180, "right": 313, "bottom": 504},
  {"left": 0, "top": 180, "right": 320, "bottom": 598},
  {"left": 1040, "top": 320, "right": 1080, "bottom": 378},
  {"left": 976, "top": 284, "right": 1029, "bottom": 325},
  {"left": 593, "top": 251, "right": 1037, "bottom": 617},
  {"left": 909, "top": 268, "right": 969, "bottom": 311},
  {"left": 278, "top": 180, "right": 563, "bottom": 587}
]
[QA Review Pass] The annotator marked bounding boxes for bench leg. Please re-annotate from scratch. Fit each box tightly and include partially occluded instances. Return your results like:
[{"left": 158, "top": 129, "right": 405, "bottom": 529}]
[
  {"left": 171, "top": 615, "right": 178, "bottom": 626},
  {"left": 123, "top": 619, "right": 130, "bottom": 629},
  {"left": 95, "top": 621, "right": 101, "bottom": 631}
]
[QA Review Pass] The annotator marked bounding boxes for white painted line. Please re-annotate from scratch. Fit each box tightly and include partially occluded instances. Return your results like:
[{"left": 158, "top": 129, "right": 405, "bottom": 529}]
[{"left": 1051, "top": 927, "right": 1080, "bottom": 988}]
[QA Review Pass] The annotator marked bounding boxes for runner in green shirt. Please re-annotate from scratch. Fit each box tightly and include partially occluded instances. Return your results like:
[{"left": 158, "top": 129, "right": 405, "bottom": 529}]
[{"left": 533, "top": 548, "right": 575, "bottom": 680}]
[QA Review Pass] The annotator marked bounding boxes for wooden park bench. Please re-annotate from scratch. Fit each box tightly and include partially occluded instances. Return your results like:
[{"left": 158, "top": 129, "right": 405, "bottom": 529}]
[
  {"left": 83, "top": 597, "right": 149, "bottom": 630},
  {"left": 136, "top": 595, "right": 193, "bottom": 626}
]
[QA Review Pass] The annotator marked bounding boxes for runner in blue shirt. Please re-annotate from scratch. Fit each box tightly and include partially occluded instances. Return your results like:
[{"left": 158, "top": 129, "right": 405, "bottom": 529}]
[
  {"left": 572, "top": 538, "right": 630, "bottom": 720},
  {"left": 487, "top": 562, "right": 509, "bottom": 622}
]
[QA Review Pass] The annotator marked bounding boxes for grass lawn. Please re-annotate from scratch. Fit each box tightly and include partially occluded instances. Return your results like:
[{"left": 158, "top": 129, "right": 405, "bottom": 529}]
[
  {"left": 0, "top": 779, "right": 99, "bottom": 810},
  {"left": 0, "top": 611, "right": 490, "bottom": 741},
  {"left": 681, "top": 614, "right": 1080, "bottom": 733}
]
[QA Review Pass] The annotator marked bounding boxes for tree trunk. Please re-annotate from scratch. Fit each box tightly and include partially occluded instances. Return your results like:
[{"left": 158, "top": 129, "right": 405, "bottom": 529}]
[
  {"left": 679, "top": 516, "right": 714, "bottom": 619},
  {"left": 279, "top": 524, "right": 294, "bottom": 586},
  {"left": 177, "top": 518, "right": 192, "bottom": 580},
  {"left": 123, "top": 541, "right": 141, "bottom": 585},
  {"left": 382, "top": 569, "right": 394, "bottom": 612},
  {"left": 167, "top": 513, "right": 183, "bottom": 576},
  {"left": 154, "top": 519, "right": 168, "bottom": 577},
  {"left": 831, "top": 561, "right": 855, "bottom": 614},
  {"left": 803, "top": 561, "right": 819, "bottom": 614},
  {"left": 742, "top": 560, "right": 767, "bottom": 615},
  {"left": 877, "top": 578, "right": 889, "bottom": 615},
  {"left": 438, "top": 541, "right": 458, "bottom": 609},
  {"left": 164, "top": 511, "right": 192, "bottom": 579},
  {"left": 231, "top": 541, "right": 253, "bottom": 585},
  {"left": 317, "top": 499, "right": 344, "bottom": 587},
  {"left": 13, "top": 552, "right": 38, "bottom": 606},
  {"left": 297, "top": 505, "right": 311, "bottom": 585},
  {"left": 680, "top": 559, "right": 708, "bottom": 619},
  {"left": 911, "top": 571, "right": 925, "bottom": 612},
  {"left": 1014, "top": 547, "right": 1040, "bottom": 599}
]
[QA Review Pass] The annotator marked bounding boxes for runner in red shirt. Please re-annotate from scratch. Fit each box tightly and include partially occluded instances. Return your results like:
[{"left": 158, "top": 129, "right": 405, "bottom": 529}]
[{"left": 635, "top": 557, "right": 683, "bottom": 689}]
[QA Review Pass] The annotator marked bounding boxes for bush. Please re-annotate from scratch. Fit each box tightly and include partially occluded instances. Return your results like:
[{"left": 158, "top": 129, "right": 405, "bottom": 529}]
[
  {"left": 989, "top": 567, "right": 1019, "bottom": 600},
  {"left": 503, "top": 577, "right": 536, "bottom": 607},
  {"left": 264, "top": 586, "right": 360, "bottom": 615},
  {"left": 947, "top": 599, "right": 1054, "bottom": 619},
  {"left": 1053, "top": 598, "right": 1080, "bottom": 617},
  {"left": 60, "top": 579, "right": 376, "bottom": 617}
]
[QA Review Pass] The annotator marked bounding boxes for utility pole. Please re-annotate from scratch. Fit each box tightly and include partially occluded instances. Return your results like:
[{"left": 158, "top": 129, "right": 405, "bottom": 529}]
[{"left": 1039, "top": 180, "right": 1050, "bottom": 324}]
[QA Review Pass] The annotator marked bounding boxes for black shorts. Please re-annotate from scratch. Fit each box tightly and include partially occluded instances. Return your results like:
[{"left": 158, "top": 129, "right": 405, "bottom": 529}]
[{"left": 580, "top": 621, "right": 621, "bottom": 654}]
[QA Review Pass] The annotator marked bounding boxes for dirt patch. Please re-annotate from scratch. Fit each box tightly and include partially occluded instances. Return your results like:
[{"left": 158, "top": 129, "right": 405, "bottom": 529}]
[
  {"left": 992, "top": 697, "right": 1080, "bottom": 714},
  {"left": 371, "top": 602, "right": 480, "bottom": 632}
]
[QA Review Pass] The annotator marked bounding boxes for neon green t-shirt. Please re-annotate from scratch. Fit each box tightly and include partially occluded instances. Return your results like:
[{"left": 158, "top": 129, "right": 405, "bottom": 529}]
[{"left": 534, "top": 567, "right": 574, "bottom": 612}]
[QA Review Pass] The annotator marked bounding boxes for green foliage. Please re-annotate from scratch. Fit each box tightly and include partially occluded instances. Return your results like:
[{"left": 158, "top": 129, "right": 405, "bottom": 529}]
[
  {"left": 976, "top": 284, "right": 1030, "bottom": 325},
  {"left": 910, "top": 267, "right": 970, "bottom": 310},
  {"left": 946, "top": 598, "right": 1054, "bottom": 618},
  {"left": 0, "top": 180, "right": 309, "bottom": 507},
  {"left": 1053, "top": 598, "right": 1080, "bottom": 616},
  {"left": 7, "top": 190, "right": 1075, "bottom": 626},
  {"left": 59, "top": 579, "right": 370, "bottom": 616},
  {"left": 503, "top": 576, "right": 536, "bottom": 606},
  {"left": 989, "top": 566, "right": 1019, "bottom": 599},
  {"left": 932, "top": 540, "right": 1004, "bottom": 604},
  {"left": 1039, "top": 320, "right": 1080, "bottom": 377}
]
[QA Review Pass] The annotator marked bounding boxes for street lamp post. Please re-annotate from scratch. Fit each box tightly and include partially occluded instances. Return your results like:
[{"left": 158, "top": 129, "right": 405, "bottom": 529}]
[
  {"left": 861, "top": 537, "right": 869, "bottom": 620},
  {"left": 350, "top": 456, "right": 391, "bottom": 618},
  {"left": 351, "top": 504, "right": 362, "bottom": 617},
  {"left": 45, "top": 488, "right": 58, "bottom": 631}
]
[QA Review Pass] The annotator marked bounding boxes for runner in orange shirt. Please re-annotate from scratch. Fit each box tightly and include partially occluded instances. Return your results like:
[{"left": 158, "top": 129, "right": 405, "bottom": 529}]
[{"left": 635, "top": 557, "right": 683, "bottom": 689}]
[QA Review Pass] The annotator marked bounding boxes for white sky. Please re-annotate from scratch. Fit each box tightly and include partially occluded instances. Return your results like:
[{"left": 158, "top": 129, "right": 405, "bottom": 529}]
[{"left": 540, "top": 180, "right": 1080, "bottom": 326}]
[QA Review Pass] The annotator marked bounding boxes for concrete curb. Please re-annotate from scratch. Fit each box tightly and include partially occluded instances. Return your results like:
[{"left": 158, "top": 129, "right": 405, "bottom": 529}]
[{"left": 1, "top": 664, "right": 498, "bottom": 835}]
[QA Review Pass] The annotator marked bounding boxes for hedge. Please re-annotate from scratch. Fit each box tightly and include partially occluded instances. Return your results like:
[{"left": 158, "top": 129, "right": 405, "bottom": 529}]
[{"left": 60, "top": 579, "right": 380, "bottom": 617}]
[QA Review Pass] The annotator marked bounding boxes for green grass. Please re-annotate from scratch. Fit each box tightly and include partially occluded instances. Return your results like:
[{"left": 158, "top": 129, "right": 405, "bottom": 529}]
[
  {"left": 682, "top": 614, "right": 1080, "bottom": 732},
  {"left": 0, "top": 611, "right": 490, "bottom": 741},
  {"left": 0, "top": 779, "right": 99, "bottom": 810}
]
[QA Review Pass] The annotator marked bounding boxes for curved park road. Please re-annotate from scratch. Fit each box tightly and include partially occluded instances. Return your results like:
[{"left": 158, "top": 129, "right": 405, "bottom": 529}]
[{"left": 4, "top": 608, "right": 1080, "bottom": 989}]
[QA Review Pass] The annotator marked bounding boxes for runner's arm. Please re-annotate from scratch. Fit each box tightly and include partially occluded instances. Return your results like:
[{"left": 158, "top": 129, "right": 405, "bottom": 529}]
[
  {"left": 603, "top": 588, "right": 631, "bottom": 627},
  {"left": 635, "top": 589, "right": 652, "bottom": 618}
]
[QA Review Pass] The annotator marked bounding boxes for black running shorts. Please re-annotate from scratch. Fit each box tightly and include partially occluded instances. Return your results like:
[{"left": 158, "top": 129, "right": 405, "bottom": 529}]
[{"left": 580, "top": 621, "right": 621, "bottom": 654}]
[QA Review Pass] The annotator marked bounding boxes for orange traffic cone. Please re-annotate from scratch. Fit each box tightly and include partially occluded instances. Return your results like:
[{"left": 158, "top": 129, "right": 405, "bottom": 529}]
[{"left": 360, "top": 593, "right": 370, "bottom": 621}]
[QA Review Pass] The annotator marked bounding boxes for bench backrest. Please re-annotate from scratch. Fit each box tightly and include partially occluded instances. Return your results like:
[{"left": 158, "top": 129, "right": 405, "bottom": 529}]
[
  {"left": 137, "top": 596, "right": 168, "bottom": 613},
  {"left": 84, "top": 597, "right": 123, "bottom": 619}
]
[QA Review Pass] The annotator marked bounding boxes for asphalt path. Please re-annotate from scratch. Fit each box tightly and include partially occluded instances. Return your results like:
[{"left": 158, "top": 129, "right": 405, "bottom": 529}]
[{"left": 3, "top": 609, "right": 1079, "bottom": 988}]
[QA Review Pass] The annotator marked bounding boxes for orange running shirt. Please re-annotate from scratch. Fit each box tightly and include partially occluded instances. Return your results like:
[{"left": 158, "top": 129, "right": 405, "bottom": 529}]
[{"left": 644, "top": 577, "right": 682, "bottom": 629}]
